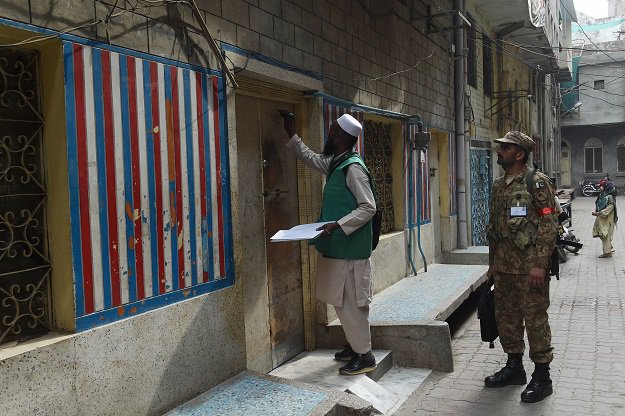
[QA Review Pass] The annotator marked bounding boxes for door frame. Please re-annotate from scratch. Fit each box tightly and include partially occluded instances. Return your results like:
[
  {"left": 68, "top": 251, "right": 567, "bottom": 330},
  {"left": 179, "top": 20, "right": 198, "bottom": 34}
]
[{"left": 235, "top": 77, "right": 319, "bottom": 372}]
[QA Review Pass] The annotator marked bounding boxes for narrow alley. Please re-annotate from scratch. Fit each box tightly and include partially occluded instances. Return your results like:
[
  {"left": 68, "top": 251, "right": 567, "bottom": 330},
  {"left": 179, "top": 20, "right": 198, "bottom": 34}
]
[{"left": 397, "top": 196, "right": 625, "bottom": 415}]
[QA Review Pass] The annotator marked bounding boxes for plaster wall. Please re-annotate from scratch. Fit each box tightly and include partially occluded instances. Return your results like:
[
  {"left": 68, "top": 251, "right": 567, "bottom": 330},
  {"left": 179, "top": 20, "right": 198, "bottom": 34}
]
[
  {"left": 561, "top": 124, "right": 625, "bottom": 189},
  {"left": 572, "top": 60, "right": 625, "bottom": 125},
  {"left": 0, "top": 285, "right": 246, "bottom": 416}
]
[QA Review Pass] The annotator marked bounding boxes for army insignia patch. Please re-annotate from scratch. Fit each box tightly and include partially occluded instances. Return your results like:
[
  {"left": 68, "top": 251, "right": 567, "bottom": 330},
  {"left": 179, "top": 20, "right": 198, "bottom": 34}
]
[{"left": 535, "top": 181, "right": 545, "bottom": 189}]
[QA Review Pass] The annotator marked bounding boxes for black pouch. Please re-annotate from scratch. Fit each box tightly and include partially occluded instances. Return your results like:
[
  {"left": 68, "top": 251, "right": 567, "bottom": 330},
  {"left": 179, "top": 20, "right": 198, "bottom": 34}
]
[
  {"left": 478, "top": 285, "right": 499, "bottom": 348},
  {"left": 372, "top": 208, "right": 383, "bottom": 250}
]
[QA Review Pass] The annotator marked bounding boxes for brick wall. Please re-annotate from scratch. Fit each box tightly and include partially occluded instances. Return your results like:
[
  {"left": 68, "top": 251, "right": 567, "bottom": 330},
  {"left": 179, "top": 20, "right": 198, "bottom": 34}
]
[{"left": 1, "top": 0, "right": 455, "bottom": 129}]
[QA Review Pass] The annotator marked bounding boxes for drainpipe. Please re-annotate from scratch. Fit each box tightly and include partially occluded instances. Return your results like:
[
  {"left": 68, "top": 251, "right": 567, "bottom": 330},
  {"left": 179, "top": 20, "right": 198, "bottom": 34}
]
[{"left": 454, "top": 0, "right": 468, "bottom": 248}]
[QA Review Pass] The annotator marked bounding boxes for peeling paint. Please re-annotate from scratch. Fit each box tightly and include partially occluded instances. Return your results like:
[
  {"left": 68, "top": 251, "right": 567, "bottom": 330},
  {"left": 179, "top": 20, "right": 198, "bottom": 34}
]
[
  {"left": 153, "top": 125, "right": 159, "bottom": 134},
  {"left": 182, "top": 289, "right": 191, "bottom": 297},
  {"left": 125, "top": 201, "right": 134, "bottom": 220}
]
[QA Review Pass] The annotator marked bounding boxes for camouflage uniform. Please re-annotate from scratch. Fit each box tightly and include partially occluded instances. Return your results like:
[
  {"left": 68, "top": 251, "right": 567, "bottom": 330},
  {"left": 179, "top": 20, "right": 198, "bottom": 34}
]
[{"left": 487, "top": 165, "right": 559, "bottom": 364}]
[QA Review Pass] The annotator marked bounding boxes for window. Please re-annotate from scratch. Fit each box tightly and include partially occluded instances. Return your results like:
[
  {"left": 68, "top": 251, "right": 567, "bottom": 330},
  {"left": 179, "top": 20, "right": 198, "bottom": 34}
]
[
  {"left": 594, "top": 80, "right": 605, "bottom": 90},
  {"left": 467, "top": 13, "right": 477, "bottom": 88},
  {"left": 585, "top": 138, "right": 603, "bottom": 173},
  {"left": 617, "top": 138, "right": 625, "bottom": 173},
  {"left": 482, "top": 35, "right": 493, "bottom": 96},
  {"left": 363, "top": 120, "right": 395, "bottom": 233}
]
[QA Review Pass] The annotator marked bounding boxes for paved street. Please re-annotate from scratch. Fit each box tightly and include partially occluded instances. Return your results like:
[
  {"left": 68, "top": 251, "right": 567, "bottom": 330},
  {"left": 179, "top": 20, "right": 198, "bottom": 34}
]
[{"left": 396, "top": 195, "right": 625, "bottom": 415}]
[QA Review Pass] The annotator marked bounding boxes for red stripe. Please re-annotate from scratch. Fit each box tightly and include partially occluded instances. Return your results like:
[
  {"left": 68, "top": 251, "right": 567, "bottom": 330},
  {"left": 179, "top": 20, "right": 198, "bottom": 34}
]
[
  {"left": 171, "top": 67, "right": 185, "bottom": 288},
  {"left": 196, "top": 73, "right": 209, "bottom": 283},
  {"left": 150, "top": 62, "right": 165, "bottom": 295},
  {"left": 102, "top": 50, "right": 121, "bottom": 306},
  {"left": 127, "top": 57, "right": 145, "bottom": 300},
  {"left": 213, "top": 77, "right": 225, "bottom": 277},
  {"left": 73, "top": 44, "right": 94, "bottom": 314}
]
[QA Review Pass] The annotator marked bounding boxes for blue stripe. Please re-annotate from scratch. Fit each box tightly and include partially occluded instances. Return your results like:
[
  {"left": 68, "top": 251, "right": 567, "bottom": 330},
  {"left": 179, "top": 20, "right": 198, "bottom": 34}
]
[
  {"left": 92, "top": 48, "right": 113, "bottom": 309},
  {"left": 63, "top": 41, "right": 85, "bottom": 317},
  {"left": 164, "top": 66, "right": 179, "bottom": 291},
  {"left": 202, "top": 75, "right": 214, "bottom": 281},
  {"left": 143, "top": 61, "right": 160, "bottom": 296},
  {"left": 217, "top": 76, "right": 235, "bottom": 278},
  {"left": 183, "top": 70, "right": 198, "bottom": 286},
  {"left": 119, "top": 55, "right": 138, "bottom": 302},
  {"left": 75, "top": 276, "right": 235, "bottom": 331},
  {"left": 220, "top": 42, "right": 322, "bottom": 81}
]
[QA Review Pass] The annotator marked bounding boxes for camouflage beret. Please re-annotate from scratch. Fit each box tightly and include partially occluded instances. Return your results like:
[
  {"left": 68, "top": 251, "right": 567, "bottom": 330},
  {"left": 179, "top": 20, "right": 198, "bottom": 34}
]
[{"left": 494, "top": 131, "right": 535, "bottom": 153}]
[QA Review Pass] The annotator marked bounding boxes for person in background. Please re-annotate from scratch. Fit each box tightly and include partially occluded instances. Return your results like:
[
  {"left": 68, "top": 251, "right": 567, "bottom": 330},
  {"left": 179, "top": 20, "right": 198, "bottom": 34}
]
[
  {"left": 281, "top": 112, "right": 378, "bottom": 376},
  {"left": 592, "top": 180, "right": 618, "bottom": 258}
]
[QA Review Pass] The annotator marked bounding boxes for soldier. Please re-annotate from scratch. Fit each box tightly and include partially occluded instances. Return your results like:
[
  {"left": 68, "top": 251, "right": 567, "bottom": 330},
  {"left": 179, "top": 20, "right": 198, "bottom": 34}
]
[{"left": 485, "top": 131, "right": 559, "bottom": 403}]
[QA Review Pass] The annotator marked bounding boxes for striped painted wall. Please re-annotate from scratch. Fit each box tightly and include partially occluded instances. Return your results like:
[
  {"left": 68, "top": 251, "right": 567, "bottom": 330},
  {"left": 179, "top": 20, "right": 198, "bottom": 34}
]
[
  {"left": 404, "top": 123, "right": 431, "bottom": 225},
  {"left": 323, "top": 101, "right": 365, "bottom": 154},
  {"left": 448, "top": 133, "right": 458, "bottom": 215},
  {"left": 63, "top": 41, "right": 234, "bottom": 330}
]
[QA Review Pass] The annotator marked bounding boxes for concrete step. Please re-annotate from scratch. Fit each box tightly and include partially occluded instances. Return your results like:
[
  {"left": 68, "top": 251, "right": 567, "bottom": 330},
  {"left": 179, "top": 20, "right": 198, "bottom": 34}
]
[
  {"left": 441, "top": 245, "right": 489, "bottom": 265},
  {"left": 269, "top": 349, "right": 393, "bottom": 387},
  {"left": 164, "top": 370, "right": 377, "bottom": 416},
  {"left": 316, "top": 263, "right": 488, "bottom": 372},
  {"left": 268, "top": 350, "right": 431, "bottom": 415}
]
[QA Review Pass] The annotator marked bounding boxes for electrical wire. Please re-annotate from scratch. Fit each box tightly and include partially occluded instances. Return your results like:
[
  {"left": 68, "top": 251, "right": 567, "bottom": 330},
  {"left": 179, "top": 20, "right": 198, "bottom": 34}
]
[
  {"left": 578, "top": 90, "right": 625, "bottom": 108},
  {"left": 0, "top": 0, "right": 189, "bottom": 48},
  {"left": 560, "top": 1, "right": 620, "bottom": 65}
]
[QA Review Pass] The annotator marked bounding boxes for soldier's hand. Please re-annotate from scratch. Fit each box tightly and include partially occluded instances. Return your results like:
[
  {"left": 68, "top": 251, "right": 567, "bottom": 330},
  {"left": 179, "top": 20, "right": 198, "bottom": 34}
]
[{"left": 528, "top": 266, "right": 546, "bottom": 288}]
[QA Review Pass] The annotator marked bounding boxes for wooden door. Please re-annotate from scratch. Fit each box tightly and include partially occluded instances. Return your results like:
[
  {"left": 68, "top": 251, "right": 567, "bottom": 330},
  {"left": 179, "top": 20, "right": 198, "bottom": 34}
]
[{"left": 236, "top": 94, "right": 303, "bottom": 370}]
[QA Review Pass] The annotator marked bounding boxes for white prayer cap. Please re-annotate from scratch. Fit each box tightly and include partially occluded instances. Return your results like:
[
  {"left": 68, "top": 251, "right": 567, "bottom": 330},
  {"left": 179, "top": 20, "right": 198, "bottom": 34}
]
[{"left": 337, "top": 114, "right": 362, "bottom": 137}]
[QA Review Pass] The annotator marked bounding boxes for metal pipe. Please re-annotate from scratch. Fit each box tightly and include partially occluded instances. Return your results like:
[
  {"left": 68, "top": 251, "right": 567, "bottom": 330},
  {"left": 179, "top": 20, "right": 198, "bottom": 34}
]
[
  {"left": 454, "top": 0, "right": 468, "bottom": 248},
  {"left": 407, "top": 139, "right": 418, "bottom": 275},
  {"left": 416, "top": 149, "right": 428, "bottom": 272}
]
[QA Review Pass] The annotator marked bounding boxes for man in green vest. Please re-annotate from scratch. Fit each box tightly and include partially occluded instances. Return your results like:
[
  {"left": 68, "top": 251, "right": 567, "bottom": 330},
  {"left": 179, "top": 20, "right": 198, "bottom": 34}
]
[{"left": 282, "top": 112, "right": 377, "bottom": 375}]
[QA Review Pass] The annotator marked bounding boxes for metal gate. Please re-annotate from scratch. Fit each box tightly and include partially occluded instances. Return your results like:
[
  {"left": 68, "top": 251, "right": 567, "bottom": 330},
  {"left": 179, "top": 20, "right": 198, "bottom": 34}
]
[
  {"left": 470, "top": 147, "right": 491, "bottom": 245},
  {"left": 0, "top": 48, "right": 51, "bottom": 345}
]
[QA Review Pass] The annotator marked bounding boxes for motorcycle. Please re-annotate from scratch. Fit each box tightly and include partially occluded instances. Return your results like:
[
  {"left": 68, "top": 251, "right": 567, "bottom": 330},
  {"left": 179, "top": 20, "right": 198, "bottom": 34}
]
[
  {"left": 556, "top": 209, "right": 582, "bottom": 262},
  {"left": 579, "top": 176, "right": 615, "bottom": 197}
]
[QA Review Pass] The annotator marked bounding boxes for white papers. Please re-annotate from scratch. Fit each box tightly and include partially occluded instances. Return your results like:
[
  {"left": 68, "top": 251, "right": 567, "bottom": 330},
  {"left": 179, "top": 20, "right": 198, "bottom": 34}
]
[{"left": 270, "top": 222, "right": 334, "bottom": 242}]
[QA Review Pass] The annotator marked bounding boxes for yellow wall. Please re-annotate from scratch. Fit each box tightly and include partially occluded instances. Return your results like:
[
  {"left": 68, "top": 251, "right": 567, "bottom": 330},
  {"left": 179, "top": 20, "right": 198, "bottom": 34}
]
[{"left": 434, "top": 130, "right": 450, "bottom": 216}]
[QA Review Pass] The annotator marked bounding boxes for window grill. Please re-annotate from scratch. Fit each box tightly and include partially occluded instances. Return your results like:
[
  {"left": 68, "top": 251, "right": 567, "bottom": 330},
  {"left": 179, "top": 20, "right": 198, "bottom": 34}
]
[
  {"left": 0, "top": 48, "right": 51, "bottom": 345},
  {"left": 363, "top": 120, "right": 394, "bottom": 234}
]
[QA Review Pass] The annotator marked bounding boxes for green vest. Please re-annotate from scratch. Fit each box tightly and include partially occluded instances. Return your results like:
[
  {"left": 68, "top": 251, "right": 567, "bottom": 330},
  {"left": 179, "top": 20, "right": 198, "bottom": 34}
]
[{"left": 313, "top": 154, "right": 373, "bottom": 259}]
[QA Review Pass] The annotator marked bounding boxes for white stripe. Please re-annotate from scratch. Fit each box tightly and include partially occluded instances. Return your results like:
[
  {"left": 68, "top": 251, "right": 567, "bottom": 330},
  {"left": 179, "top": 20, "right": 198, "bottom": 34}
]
[
  {"left": 206, "top": 76, "right": 220, "bottom": 277},
  {"left": 189, "top": 73, "right": 203, "bottom": 282},
  {"left": 158, "top": 64, "right": 173, "bottom": 292},
  {"left": 135, "top": 59, "right": 153, "bottom": 298},
  {"left": 178, "top": 68, "right": 192, "bottom": 288},
  {"left": 83, "top": 46, "right": 104, "bottom": 311},
  {"left": 111, "top": 52, "right": 129, "bottom": 305}
]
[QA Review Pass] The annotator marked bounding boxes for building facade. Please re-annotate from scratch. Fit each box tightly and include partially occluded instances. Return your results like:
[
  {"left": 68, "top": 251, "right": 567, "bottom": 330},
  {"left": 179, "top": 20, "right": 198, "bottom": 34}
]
[
  {"left": 561, "top": 10, "right": 625, "bottom": 191},
  {"left": 0, "top": 1, "right": 572, "bottom": 414}
]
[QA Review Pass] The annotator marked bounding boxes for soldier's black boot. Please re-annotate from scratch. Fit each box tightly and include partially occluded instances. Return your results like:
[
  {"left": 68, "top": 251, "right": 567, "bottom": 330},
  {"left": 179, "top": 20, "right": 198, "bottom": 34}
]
[
  {"left": 521, "top": 363, "right": 553, "bottom": 403},
  {"left": 484, "top": 353, "right": 527, "bottom": 388}
]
